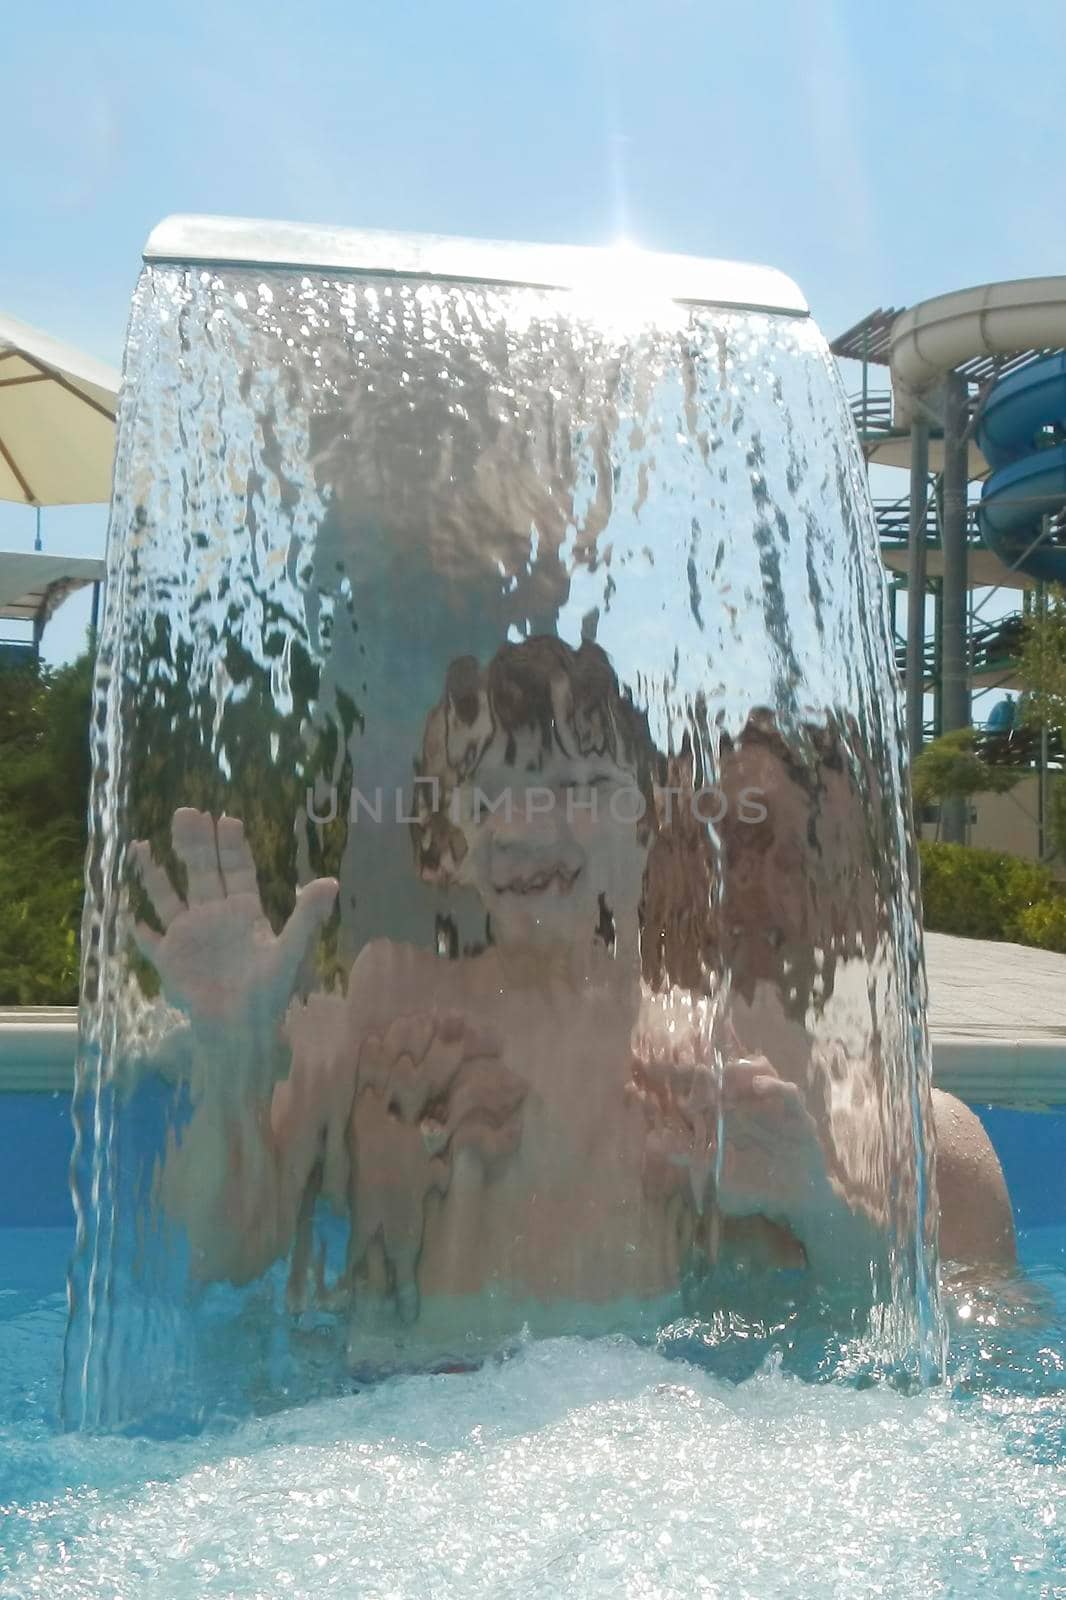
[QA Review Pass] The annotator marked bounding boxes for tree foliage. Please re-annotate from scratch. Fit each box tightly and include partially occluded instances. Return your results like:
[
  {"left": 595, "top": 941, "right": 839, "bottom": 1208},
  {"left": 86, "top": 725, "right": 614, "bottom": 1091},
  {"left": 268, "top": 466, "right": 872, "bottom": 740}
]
[
  {"left": 0, "top": 650, "right": 95, "bottom": 1005},
  {"left": 120, "top": 609, "right": 358, "bottom": 998},
  {"left": 1046, "top": 778, "right": 1066, "bottom": 862},
  {"left": 1013, "top": 591, "right": 1066, "bottom": 860},
  {"left": 910, "top": 727, "right": 1020, "bottom": 820},
  {"left": 1018, "top": 584, "right": 1066, "bottom": 736}
]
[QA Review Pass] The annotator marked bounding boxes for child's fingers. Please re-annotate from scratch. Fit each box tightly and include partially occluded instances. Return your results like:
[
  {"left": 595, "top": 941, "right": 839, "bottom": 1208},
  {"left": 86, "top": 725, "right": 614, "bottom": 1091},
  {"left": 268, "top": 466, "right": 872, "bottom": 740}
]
[
  {"left": 729, "top": 1078, "right": 808, "bottom": 1135},
  {"left": 172, "top": 809, "right": 227, "bottom": 905},
  {"left": 436, "top": 1010, "right": 501, "bottom": 1062},
  {"left": 216, "top": 816, "right": 259, "bottom": 898},
  {"left": 358, "top": 1030, "right": 392, "bottom": 1093},
  {"left": 721, "top": 1056, "right": 777, "bottom": 1099},
  {"left": 129, "top": 839, "right": 184, "bottom": 928},
  {"left": 751, "top": 1074, "right": 802, "bottom": 1108},
  {"left": 130, "top": 918, "right": 163, "bottom": 964},
  {"left": 278, "top": 877, "right": 339, "bottom": 988},
  {"left": 381, "top": 1012, "right": 435, "bottom": 1068}
]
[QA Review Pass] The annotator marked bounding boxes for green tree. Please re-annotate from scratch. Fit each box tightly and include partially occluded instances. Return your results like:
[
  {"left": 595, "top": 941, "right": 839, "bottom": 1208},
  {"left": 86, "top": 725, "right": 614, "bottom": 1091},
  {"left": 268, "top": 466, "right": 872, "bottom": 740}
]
[
  {"left": 120, "top": 608, "right": 358, "bottom": 999},
  {"left": 910, "top": 727, "right": 1020, "bottom": 838},
  {"left": 1014, "top": 586, "right": 1066, "bottom": 860},
  {"left": 1018, "top": 584, "right": 1066, "bottom": 738},
  {"left": 0, "top": 649, "right": 95, "bottom": 1005},
  {"left": 1046, "top": 778, "right": 1066, "bottom": 862}
]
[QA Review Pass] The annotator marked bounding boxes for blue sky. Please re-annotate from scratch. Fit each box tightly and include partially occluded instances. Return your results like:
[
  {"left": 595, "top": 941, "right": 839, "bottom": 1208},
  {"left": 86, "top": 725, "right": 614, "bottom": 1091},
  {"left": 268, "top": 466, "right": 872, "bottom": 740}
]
[{"left": 3, "top": 0, "right": 1064, "bottom": 662}]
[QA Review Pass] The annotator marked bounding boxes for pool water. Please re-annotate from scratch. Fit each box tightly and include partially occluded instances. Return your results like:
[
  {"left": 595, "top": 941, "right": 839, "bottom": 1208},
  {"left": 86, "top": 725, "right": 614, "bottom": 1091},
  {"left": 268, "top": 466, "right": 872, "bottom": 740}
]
[{"left": 1, "top": 1226, "right": 1063, "bottom": 1598}]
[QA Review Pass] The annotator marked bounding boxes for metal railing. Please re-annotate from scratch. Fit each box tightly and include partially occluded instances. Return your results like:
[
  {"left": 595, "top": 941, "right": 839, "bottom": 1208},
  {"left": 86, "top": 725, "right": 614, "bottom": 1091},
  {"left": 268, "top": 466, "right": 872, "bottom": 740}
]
[
  {"left": 892, "top": 610, "right": 1026, "bottom": 682},
  {"left": 874, "top": 493, "right": 937, "bottom": 546},
  {"left": 977, "top": 725, "right": 1064, "bottom": 770},
  {"left": 848, "top": 389, "right": 895, "bottom": 438},
  {"left": 970, "top": 612, "right": 1026, "bottom": 675},
  {"left": 873, "top": 495, "right": 983, "bottom": 550},
  {"left": 0, "top": 640, "right": 38, "bottom": 671}
]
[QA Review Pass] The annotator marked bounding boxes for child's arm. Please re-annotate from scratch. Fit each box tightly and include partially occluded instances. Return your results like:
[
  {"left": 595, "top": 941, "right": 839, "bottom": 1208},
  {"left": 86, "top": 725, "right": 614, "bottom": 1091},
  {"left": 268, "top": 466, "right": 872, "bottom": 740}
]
[
  {"left": 629, "top": 993, "right": 890, "bottom": 1295},
  {"left": 131, "top": 808, "right": 339, "bottom": 1283},
  {"left": 711, "top": 1054, "right": 890, "bottom": 1293}
]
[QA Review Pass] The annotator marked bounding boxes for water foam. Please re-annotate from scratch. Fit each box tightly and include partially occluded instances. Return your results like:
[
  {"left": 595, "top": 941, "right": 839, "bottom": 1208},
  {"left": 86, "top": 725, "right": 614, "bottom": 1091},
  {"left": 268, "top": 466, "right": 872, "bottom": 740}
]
[{"left": 6, "top": 1336, "right": 1065, "bottom": 1598}]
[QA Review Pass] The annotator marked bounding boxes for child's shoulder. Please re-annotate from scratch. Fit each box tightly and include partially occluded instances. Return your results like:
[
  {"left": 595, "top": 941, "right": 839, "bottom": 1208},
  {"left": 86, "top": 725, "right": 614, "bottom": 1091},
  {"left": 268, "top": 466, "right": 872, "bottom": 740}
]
[{"left": 932, "top": 1088, "right": 1016, "bottom": 1269}]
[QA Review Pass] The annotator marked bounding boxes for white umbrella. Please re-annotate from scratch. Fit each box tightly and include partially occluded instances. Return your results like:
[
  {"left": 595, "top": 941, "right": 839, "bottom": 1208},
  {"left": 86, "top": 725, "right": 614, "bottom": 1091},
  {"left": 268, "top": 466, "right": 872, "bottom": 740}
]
[{"left": 0, "top": 311, "right": 120, "bottom": 508}]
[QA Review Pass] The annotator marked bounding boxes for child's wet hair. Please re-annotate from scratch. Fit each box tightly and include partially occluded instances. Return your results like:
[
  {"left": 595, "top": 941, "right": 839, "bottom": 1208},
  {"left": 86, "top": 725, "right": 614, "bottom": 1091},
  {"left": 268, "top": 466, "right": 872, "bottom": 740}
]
[
  {"left": 641, "top": 706, "right": 893, "bottom": 1008},
  {"left": 411, "top": 636, "right": 657, "bottom": 885}
]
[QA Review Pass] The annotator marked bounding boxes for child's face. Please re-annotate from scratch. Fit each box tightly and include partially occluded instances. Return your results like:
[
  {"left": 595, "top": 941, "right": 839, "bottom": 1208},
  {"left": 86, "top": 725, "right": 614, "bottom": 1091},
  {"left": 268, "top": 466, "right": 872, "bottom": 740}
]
[{"left": 448, "top": 721, "right": 648, "bottom": 949}]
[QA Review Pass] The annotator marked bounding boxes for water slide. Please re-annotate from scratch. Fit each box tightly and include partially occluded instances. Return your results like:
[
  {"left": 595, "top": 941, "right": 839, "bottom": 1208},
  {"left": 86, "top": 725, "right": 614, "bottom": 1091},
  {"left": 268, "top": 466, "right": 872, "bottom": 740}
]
[
  {"left": 976, "top": 354, "right": 1066, "bottom": 582},
  {"left": 889, "top": 278, "right": 1066, "bottom": 584}
]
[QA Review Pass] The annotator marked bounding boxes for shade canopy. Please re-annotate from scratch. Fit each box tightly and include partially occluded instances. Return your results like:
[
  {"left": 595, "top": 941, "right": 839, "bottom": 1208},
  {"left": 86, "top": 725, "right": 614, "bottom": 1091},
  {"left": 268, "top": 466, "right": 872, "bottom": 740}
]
[
  {"left": 0, "top": 311, "right": 120, "bottom": 505},
  {"left": 0, "top": 551, "right": 106, "bottom": 626}
]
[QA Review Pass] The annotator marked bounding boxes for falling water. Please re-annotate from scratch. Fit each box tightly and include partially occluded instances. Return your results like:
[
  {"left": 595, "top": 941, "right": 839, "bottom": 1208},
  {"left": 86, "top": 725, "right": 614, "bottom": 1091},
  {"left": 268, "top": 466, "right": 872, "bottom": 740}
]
[{"left": 64, "top": 228, "right": 944, "bottom": 1430}]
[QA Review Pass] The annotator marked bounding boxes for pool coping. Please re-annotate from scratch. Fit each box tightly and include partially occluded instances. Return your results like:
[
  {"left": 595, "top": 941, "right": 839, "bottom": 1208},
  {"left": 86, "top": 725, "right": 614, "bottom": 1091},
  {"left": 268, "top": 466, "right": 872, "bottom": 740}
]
[
  {"left": 2, "top": 1011, "right": 1064, "bottom": 1107},
  {"left": 0, "top": 1011, "right": 81, "bottom": 1092}
]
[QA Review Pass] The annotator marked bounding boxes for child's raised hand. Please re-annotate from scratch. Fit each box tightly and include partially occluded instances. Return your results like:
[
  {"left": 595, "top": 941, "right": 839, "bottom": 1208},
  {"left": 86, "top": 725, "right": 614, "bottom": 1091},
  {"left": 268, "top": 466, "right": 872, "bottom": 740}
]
[{"left": 130, "top": 809, "right": 338, "bottom": 1024}]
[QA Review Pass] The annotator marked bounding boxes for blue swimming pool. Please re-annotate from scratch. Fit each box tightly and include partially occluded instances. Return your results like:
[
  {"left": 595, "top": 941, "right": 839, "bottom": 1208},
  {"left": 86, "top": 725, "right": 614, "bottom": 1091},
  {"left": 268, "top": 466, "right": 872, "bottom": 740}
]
[{"left": 0, "top": 1087, "right": 1063, "bottom": 1597}]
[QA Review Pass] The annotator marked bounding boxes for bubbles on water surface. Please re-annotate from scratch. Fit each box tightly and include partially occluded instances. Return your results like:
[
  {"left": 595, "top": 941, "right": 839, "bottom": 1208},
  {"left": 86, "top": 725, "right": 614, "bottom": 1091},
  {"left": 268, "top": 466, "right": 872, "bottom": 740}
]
[{"left": 4, "top": 1335, "right": 1066, "bottom": 1599}]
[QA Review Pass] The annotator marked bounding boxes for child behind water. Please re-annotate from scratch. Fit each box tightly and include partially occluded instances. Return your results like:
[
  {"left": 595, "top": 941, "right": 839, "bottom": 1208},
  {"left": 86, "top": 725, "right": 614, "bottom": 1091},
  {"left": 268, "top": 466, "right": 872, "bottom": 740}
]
[
  {"left": 132, "top": 638, "right": 1013, "bottom": 1354},
  {"left": 136, "top": 638, "right": 685, "bottom": 1336}
]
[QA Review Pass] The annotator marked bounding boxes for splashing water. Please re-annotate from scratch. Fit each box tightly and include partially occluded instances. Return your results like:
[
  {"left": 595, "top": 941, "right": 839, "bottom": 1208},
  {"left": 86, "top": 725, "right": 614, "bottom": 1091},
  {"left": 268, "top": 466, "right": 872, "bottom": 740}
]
[{"left": 64, "top": 230, "right": 944, "bottom": 1430}]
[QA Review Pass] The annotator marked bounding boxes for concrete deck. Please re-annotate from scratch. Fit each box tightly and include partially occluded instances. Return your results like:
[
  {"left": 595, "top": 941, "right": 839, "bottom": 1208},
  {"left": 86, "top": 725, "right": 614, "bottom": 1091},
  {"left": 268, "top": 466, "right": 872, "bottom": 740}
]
[
  {"left": 921, "top": 932, "right": 1065, "bottom": 1104},
  {"left": 925, "top": 931, "right": 1066, "bottom": 1038}
]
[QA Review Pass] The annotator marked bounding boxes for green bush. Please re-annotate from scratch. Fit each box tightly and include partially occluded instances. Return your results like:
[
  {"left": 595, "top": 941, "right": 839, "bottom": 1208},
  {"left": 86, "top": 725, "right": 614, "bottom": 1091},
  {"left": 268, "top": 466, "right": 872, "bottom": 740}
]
[
  {"left": 1014, "top": 896, "right": 1066, "bottom": 954},
  {"left": 919, "top": 839, "right": 1064, "bottom": 945},
  {"left": 0, "top": 814, "right": 84, "bottom": 1003}
]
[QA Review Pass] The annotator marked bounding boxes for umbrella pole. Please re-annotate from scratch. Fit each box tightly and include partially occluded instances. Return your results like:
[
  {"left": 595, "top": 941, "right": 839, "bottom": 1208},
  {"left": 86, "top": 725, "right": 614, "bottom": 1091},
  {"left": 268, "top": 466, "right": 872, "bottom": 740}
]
[{"left": 34, "top": 505, "right": 42, "bottom": 551}]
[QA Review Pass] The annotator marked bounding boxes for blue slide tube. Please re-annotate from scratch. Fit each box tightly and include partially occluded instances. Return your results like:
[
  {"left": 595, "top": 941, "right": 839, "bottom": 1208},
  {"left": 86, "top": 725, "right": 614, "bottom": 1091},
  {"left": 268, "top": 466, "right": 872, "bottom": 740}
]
[{"left": 978, "top": 352, "right": 1066, "bottom": 582}]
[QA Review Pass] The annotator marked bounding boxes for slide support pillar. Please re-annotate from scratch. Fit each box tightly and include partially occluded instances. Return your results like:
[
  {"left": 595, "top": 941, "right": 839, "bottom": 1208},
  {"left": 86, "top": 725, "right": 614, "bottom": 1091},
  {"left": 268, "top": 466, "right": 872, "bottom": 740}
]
[
  {"left": 941, "top": 371, "right": 970, "bottom": 843},
  {"left": 905, "top": 418, "right": 930, "bottom": 758}
]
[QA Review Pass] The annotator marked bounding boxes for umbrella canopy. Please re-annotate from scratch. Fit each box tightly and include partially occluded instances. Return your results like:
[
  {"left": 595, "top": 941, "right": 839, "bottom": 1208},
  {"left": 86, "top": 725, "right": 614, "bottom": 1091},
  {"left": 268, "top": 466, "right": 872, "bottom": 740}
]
[
  {"left": 0, "top": 551, "right": 106, "bottom": 627},
  {"left": 0, "top": 312, "right": 120, "bottom": 505}
]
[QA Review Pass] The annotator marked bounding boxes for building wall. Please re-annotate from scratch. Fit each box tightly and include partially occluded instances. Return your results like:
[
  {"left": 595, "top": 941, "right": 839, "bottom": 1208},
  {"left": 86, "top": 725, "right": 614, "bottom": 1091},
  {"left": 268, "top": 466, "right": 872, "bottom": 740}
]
[
  {"left": 970, "top": 774, "right": 1043, "bottom": 860},
  {"left": 916, "top": 774, "right": 1061, "bottom": 867}
]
